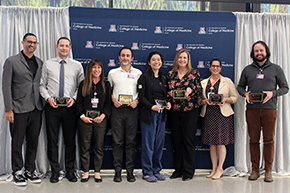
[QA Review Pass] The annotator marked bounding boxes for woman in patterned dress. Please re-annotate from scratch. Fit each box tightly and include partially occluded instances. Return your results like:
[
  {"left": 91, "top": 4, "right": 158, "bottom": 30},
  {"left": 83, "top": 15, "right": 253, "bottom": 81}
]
[
  {"left": 167, "top": 49, "right": 202, "bottom": 181},
  {"left": 199, "top": 58, "right": 238, "bottom": 179}
]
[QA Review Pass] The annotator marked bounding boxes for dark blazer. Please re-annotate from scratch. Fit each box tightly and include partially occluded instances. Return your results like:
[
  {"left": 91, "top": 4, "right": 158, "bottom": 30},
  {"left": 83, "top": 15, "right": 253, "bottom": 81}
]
[
  {"left": 2, "top": 52, "right": 44, "bottom": 113},
  {"left": 137, "top": 67, "right": 168, "bottom": 125}
]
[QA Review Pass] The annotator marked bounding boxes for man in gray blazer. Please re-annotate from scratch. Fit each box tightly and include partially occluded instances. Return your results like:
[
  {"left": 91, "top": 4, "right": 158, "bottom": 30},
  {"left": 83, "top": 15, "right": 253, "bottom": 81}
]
[{"left": 2, "top": 33, "right": 43, "bottom": 186}]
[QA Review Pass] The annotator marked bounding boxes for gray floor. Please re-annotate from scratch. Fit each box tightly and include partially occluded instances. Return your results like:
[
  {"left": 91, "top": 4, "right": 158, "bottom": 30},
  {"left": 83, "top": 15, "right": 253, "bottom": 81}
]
[{"left": 1, "top": 170, "right": 290, "bottom": 193}]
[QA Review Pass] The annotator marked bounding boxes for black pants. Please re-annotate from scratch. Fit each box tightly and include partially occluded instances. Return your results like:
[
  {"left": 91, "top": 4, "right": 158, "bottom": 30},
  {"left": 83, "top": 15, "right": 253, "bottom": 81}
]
[
  {"left": 168, "top": 109, "right": 199, "bottom": 178},
  {"left": 111, "top": 106, "right": 138, "bottom": 172},
  {"left": 10, "top": 109, "right": 42, "bottom": 173},
  {"left": 45, "top": 104, "right": 77, "bottom": 175}
]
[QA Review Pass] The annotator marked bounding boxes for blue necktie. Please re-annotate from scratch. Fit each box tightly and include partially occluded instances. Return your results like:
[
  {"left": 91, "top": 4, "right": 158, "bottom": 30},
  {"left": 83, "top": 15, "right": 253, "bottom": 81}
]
[{"left": 59, "top": 60, "right": 65, "bottom": 97}]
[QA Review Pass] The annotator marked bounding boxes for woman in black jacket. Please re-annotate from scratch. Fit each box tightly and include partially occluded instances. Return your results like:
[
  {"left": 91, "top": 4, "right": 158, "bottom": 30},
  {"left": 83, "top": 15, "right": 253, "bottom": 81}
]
[{"left": 137, "top": 52, "right": 171, "bottom": 182}]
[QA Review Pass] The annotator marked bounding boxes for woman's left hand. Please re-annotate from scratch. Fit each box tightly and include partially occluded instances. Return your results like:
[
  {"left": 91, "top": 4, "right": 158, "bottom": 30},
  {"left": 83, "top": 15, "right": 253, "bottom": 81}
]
[
  {"left": 94, "top": 113, "right": 105, "bottom": 123},
  {"left": 185, "top": 87, "right": 193, "bottom": 97},
  {"left": 166, "top": 102, "right": 172, "bottom": 110},
  {"left": 217, "top": 98, "right": 226, "bottom": 106}
]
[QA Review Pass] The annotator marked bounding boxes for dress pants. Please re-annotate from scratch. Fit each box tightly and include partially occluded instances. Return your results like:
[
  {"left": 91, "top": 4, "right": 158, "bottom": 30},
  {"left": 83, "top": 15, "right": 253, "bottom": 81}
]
[
  {"left": 78, "top": 118, "right": 107, "bottom": 172},
  {"left": 111, "top": 106, "right": 138, "bottom": 172},
  {"left": 140, "top": 111, "right": 165, "bottom": 176},
  {"left": 246, "top": 108, "right": 277, "bottom": 172},
  {"left": 168, "top": 108, "right": 199, "bottom": 178},
  {"left": 10, "top": 109, "right": 42, "bottom": 173},
  {"left": 45, "top": 104, "right": 77, "bottom": 175}
]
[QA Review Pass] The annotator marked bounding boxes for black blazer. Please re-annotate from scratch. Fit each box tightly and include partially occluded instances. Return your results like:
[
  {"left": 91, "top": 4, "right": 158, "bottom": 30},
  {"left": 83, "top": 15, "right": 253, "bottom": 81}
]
[{"left": 137, "top": 67, "right": 168, "bottom": 124}]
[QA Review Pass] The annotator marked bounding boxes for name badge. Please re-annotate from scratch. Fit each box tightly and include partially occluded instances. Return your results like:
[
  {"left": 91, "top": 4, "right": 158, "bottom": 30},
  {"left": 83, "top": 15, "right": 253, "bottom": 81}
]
[
  {"left": 256, "top": 74, "right": 264, "bottom": 79},
  {"left": 128, "top": 74, "right": 134, "bottom": 79},
  {"left": 91, "top": 98, "right": 99, "bottom": 108}
]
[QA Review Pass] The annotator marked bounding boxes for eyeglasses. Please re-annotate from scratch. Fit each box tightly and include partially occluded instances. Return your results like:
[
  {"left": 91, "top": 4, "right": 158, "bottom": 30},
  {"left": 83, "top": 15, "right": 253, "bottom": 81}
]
[
  {"left": 210, "top": 65, "right": 221, "bottom": 68},
  {"left": 25, "top": 41, "right": 38, "bottom": 45}
]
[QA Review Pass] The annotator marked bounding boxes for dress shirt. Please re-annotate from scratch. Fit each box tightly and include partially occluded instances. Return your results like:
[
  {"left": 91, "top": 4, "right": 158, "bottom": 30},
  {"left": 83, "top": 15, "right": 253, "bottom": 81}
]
[
  {"left": 39, "top": 56, "right": 84, "bottom": 100},
  {"left": 107, "top": 66, "right": 142, "bottom": 100}
]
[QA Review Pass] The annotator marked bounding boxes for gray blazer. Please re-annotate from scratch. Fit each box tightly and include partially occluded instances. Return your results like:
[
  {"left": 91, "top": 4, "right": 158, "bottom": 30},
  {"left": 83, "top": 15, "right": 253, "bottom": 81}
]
[{"left": 2, "top": 52, "right": 44, "bottom": 113}]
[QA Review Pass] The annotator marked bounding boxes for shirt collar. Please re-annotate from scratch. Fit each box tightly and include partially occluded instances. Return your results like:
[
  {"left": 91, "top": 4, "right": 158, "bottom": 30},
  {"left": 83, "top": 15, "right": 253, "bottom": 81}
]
[{"left": 57, "top": 56, "right": 69, "bottom": 63}]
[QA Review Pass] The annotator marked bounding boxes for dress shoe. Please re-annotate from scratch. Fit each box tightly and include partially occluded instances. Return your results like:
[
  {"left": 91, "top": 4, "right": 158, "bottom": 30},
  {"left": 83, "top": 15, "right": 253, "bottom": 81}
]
[
  {"left": 81, "top": 176, "right": 90, "bottom": 183},
  {"left": 50, "top": 173, "right": 59, "bottom": 183},
  {"left": 67, "top": 173, "right": 77, "bottom": 182},
  {"left": 127, "top": 171, "right": 136, "bottom": 182},
  {"left": 212, "top": 171, "right": 223, "bottom": 180},
  {"left": 248, "top": 170, "right": 260, "bottom": 181},
  {"left": 94, "top": 177, "right": 102, "bottom": 183},
  {"left": 113, "top": 171, "right": 122, "bottom": 182},
  {"left": 206, "top": 173, "right": 215, "bottom": 178},
  {"left": 182, "top": 176, "right": 193, "bottom": 181},
  {"left": 170, "top": 172, "right": 182, "bottom": 179},
  {"left": 264, "top": 171, "right": 273, "bottom": 182}
]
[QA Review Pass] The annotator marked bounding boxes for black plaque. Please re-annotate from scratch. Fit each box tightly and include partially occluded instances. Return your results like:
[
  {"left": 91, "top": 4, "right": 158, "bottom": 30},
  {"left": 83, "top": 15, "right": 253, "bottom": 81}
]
[
  {"left": 249, "top": 93, "right": 263, "bottom": 102},
  {"left": 86, "top": 110, "right": 100, "bottom": 119},
  {"left": 173, "top": 90, "right": 186, "bottom": 99},
  {"left": 209, "top": 94, "right": 223, "bottom": 104},
  {"left": 54, "top": 97, "right": 68, "bottom": 106},
  {"left": 155, "top": 99, "right": 168, "bottom": 108},
  {"left": 118, "top": 94, "right": 133, "bottom": 105}
]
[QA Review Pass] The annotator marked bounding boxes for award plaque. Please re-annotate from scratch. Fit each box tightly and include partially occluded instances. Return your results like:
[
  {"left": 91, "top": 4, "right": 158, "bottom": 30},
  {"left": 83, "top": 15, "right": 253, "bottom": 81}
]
[
  {"left": 54, "top": 97, "right": 68, "bottom": 106},
  {"left": 118, "top": 94, "right": 133, "bottom": 105},
  {"left": 249, "top": 93, "right": 263, "bottom": 102},
  {"left": 173, "top": 90, "right": 186, "bottom": 99},
  {"left": 155, "top": 99, "right": 168, "bottom": 108},
  {"left": 209, "top": 94, "right": 223, "bottom": 104},
  {"left": 86, "top": 110, "right": 100, "bottom": 119}
]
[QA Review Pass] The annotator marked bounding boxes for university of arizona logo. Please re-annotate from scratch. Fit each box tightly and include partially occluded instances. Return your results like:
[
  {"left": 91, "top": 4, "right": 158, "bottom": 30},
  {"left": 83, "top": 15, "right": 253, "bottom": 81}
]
[
  {"left": 197, "top": 61, "right": 205, "bottom": 68},
  {"left": 176, "top": 44, "right": 183, "bottom": 51},
  {"left": 108, "top": 59, "right": 116, "bottom": 67},
  {"left": 154, "top": 26, "right": 162, "bottom": 34},
  {"left": 131, "top": 43, "right": 139, "bottom": 50},
  {"left": 198, "top": 27, "right": 206, "bottom": 34},
  {"left": 109, "top": 24, "right": 117, "bottom": 32},
  {"left": 85, "top": 41, "right": 93, "bottom": 48}
]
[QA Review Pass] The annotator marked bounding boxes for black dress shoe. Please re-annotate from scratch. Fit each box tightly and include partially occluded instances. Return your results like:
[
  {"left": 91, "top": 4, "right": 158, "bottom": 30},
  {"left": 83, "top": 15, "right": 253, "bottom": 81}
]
[
  {"left": 113, "top": 171, "right": 122, "bottom": 182},
  {"left": 50, "top": 173, "right": 59, "bottom": 183},
  {"left": 170, "top": 172, "right": 182, "bottom": 179},
  {"left": 94, "top": 177, "right": 102, "bottom": 183},
  {"left": 67, "top": 174, "right": 77, "bottom": 182},
  {"left": 81, "top": 176, "right": 90, "bottom": 183},
  {"left": 182, "top": 176, "right": 193, "bottom": 181},
  {"left": 127, "top": 171, "right": 136, "bottom": 182}
]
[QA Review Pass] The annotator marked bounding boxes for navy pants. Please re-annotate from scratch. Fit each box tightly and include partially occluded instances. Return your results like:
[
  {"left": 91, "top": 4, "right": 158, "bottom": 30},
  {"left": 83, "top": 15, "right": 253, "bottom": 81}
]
[{"left": 140, "top": 111, "right": 165, "bottom": 176}]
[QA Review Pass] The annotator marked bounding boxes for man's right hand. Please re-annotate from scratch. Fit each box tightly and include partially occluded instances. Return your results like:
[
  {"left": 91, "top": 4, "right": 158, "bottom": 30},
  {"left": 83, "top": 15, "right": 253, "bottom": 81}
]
[
  {"left": 245, "top": 91, "right": 253, "bottom": 104},
  {"left": 112, "top": 95, "right": 122, "bottom": 108},
  {"left": 48, "top": 97, "right": 58, "bottom": 108},
  {"left": 6, "top": 110, "right": 14, "bottom": 123}
]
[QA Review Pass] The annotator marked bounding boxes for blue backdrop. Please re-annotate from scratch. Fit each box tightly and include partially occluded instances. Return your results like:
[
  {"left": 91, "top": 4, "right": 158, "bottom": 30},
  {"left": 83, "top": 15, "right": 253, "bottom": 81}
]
[{"left": 69, "top": 7, "right": 236, "bottom": 169}]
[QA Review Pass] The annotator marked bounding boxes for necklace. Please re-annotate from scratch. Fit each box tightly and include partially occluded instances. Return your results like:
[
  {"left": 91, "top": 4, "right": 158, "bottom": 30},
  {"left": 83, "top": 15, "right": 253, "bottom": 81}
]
[{"left": 210, "top": 77, "right": 220, "bottom": 90}]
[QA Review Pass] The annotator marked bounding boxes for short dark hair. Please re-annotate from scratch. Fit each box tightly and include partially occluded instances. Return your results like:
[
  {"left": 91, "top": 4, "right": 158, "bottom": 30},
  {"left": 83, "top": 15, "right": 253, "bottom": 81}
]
[
  {"left": 119, "top": 47, "right": 133, "bottom": 57},
  {"left": 57, "top": 37, "right": 71, "bottom": 45},
  {"left": 147, "top": 51, "right": 163, "bottom": 63},
  {"left": 23, "top": 33, "right": 37, "bottom": 41},
  {"left": 250, "top": 40, "right": 271, "bottom": 61},
  {"left": 209, "top": 58, "right": 222, "bottom": 67}
]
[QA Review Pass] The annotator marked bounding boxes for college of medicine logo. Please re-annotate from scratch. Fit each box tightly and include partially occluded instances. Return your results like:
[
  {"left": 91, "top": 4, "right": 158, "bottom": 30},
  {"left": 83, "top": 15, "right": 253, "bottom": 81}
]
[
  {"left": 197, "top": 61, "right": 205, "bottom": 68},
  {"left": 85, "top": 41, "right": 94, "bottom": 48},
  {"left": 108, "top": 59, "right": 116, "bottom": 67},
  {"left": 154, "top": 26, "right": 162, "bottom": 34},
  {"left": 131, "top": 43, "right": 139, "bottom": 50},
  {"left": 109, "top": 24, "right": 117, "bottom": 32},
  {"left": 176, "top": 44, "right": 183, "bottom": 51},
  {"left": 198, "top": 27, "right": 206, "bottom": 34}
]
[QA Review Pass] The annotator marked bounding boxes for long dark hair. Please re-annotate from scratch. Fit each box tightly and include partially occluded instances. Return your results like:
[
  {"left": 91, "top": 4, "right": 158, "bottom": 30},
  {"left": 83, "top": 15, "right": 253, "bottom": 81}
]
[{"left": 82, "top": 58, "right": 105, "bottom": 97}]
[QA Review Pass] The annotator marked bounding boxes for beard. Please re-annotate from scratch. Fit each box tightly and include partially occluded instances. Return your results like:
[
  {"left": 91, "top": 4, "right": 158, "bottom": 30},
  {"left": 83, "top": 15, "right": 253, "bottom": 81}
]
[
  {"left": 120, "top": 60, "right": 131, "bottom": 66},
  {"left": 254, "top": 54, "right": 267, "bottom": 62}
]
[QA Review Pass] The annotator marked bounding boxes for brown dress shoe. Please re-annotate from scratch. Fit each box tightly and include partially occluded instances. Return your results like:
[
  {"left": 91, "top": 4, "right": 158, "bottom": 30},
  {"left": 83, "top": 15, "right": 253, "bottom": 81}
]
[
  {"left": 248, "top": 171, "right": 260, "bottom": 180},
  {"left": 264, "top": 171, "right": 273, "bottom": 182}
]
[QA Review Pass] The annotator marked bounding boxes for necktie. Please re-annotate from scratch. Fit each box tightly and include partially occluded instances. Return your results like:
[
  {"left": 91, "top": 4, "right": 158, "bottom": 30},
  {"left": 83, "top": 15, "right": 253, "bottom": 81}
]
[{"left": 59, "top": 60, "right": 65, "bottom": 97}]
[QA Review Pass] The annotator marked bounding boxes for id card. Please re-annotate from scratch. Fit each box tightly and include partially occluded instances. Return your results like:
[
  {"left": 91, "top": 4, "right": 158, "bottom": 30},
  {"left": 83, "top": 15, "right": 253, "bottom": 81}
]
[
  {"left": 91, "top": 98, "right": 99, "bottom": 108},
  {"left": 256, "top": 74, "right": 264, "bottom": 79},
  {"left": 128, "top": 74, "right": 134, "bottom": 79}
]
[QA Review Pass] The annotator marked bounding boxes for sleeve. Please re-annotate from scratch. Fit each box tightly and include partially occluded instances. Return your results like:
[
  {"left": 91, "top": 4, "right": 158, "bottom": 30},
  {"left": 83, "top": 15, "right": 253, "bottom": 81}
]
[
  {"left": 2, "top": 58, "right": 13, "bottom": 112},
  {"left": 189, "top": 69, "right": 202, "bottom": 98},
  {"left": 76, "top": 81, "right": 85, "bottom": 117},
  {"left": 73, "top": 65, "right": 84, "bottom": 100},
  {"left": 273, "top": 66, "right": 289, "bottom": 97},
  {"left": 107, "top": 71, "right": 113, "bottom": 88},
  {"left": 227, "top": 79, "right": 238, "bottom": 104},
  {"left": 138, "top": 74, "right": 153, "bottom": 110},
  {"left": 103, "top": 81, "right": 112, "bottom": 118},
  {"left": 39, "top": 61, "right": 50, "bottom": 101},
  {"left": 166, "top": 71, "right": 173, "bottom": 102},
  {"left": 236, "top": 68, "right": 248, "bottom": 97}
]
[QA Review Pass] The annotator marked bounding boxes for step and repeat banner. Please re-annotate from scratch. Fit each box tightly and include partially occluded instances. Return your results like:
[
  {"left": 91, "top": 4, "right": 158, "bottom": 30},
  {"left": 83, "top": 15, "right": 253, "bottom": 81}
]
[{"left": 69, "top": 7, "right": 236, "bottom": 169}]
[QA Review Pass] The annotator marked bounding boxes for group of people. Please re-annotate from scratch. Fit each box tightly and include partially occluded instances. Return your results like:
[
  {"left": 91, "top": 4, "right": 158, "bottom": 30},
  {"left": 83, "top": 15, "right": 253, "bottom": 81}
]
[{"left": 2, "top": 33, "right": 288, "bottom": 186}]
